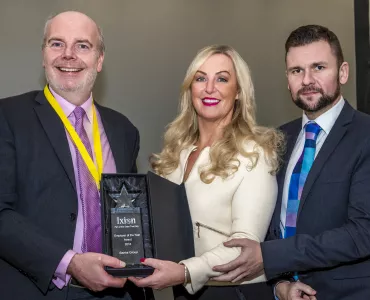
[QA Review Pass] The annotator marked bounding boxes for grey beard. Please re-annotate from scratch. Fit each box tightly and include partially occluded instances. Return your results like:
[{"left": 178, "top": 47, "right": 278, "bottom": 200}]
[{"left": 45, "top": 69, "right": 97, "bottom": 94}]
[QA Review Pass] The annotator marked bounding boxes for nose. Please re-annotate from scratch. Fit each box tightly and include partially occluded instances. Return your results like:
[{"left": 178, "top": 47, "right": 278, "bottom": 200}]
[
  {"left": 302, "top": 70, "right": 315, "bottom": 86},
  {"left": 205, "top": 79, "right": 216, "bottom": 94},
  {"left": 62, "top": 45, "right": 77, "bottom": 60}
]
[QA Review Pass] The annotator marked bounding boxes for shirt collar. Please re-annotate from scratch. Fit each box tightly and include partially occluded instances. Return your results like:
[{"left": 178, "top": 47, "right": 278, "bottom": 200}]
[
  {"left": 49, "top": 86, "right": 94, "bottom": 123},
  {"left": 301, "top": 96, "right": 345, "bottom": 135}
]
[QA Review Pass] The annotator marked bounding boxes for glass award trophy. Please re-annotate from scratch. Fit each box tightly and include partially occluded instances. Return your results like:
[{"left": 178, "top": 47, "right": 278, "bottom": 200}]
[
  {"left": 100, "top": 172, "right": 195, "bottom": 277},
  {"left": 109, "top": 182, "right": 144, "bottom": 265}
]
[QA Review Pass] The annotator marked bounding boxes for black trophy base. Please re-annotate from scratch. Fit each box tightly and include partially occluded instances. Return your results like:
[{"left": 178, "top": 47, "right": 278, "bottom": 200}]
[{"left": 105, "top": 265, "right": 154, "bottom": 277}]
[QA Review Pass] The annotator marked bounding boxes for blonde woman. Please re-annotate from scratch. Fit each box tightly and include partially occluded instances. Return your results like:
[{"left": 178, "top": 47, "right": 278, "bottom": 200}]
[{"left": 129, "top": 45, "right": 284, "bottom": 300}]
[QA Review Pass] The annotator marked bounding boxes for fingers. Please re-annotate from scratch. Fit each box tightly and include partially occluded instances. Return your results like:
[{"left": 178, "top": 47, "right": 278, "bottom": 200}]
[
  {"left": 128, "top": 274, "right": 157, "bottom": 288},
  {"left": 288, "top": 282, "right": 317, "bottom": 300},
  {"left": 212, "top": 270, "right": 257, "bottom": 283},
  {"left": 99, "top": 254, "right": 126, "bottom": 268},
  {"left": 129, "top": 260, "right": 182, "bottom": 290},
  {"left": 128, "top": 276, "right": 145, "bottom": 286},
  {"left": 212, "top": 256, "right": 244, "bottom": 273},
  {"left": 232, "top": 271, "right": 250, "bottom": 283},
  {"left": 140, "top": 258, "right": 162, "bottom": 269},
  {"left": 118, "top": 258, "right": 162, "bottom": 288},
  {"left": 294, "top": 282, "right": 316, "bottom": 296},
  {"left": 68, "top": 253, "right": 128, "bottom": 291},
  {"left": 212, "top": 267, "right": 243, "bottom": 282},
  {"left": 211, "top": 273, "right": 232, "bottom": 282},
  {"left": 223, "top": 238, "right": 247, "bottom": 248}
]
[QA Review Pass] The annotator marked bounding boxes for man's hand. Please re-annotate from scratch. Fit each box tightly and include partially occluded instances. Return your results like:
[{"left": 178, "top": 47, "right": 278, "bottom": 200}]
[
  {"left": 67, "top": 253, "right": 127, "bottom": 292},
  {"left": 276, "top": 281, "right": 317, "bottom": 300},
  {"left": 212, "top": 238, "right": 263, "bottom": 282},
  {"left": 129, "top": 258, "right": 184, "bottom": 290}
]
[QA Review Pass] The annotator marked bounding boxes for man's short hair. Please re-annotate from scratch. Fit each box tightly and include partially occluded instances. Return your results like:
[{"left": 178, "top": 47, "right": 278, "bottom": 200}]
[{"left": 285, "top": 25, "right": 344, "bottom": 68}]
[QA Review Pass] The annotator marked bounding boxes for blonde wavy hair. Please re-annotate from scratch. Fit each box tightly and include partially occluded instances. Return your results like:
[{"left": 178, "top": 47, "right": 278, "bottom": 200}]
[{"left": 151, "top": 45, "right": 284, "bottom": 183}]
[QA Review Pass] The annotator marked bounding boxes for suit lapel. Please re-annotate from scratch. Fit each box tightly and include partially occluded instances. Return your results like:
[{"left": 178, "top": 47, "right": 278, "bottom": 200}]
[
  {"left": 96, "top": 104, "right": 127, "bottom": 172},
  {"left": 33, "top": 91, "right": 76, "bottom": 191},
  {"left": 297, "top": 102, "right": 354, "bottom": 216}
]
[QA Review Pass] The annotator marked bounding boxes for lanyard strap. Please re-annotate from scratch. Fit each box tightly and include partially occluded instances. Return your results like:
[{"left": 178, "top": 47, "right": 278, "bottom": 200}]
[{"left": 44, "top": 85, "right": 103, "bottom": 188}]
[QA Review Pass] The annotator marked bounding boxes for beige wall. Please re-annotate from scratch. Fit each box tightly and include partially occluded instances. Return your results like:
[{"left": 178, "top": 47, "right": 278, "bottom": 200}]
[{"left": 0, "top": 0, "right": 356, "bottom": 173}]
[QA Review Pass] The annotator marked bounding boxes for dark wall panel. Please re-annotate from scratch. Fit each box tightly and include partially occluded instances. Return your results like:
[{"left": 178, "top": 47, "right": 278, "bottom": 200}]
[{"left": 355, "top": 0, "right": 370, "bottom": 113}]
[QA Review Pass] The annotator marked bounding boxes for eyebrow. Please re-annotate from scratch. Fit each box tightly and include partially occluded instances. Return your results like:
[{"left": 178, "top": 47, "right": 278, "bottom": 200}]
[
  {"left": 287, "top": 61, "right": 328, "bottom": 72},
  {"left": 312, "top": 61, "right": 328, "bottom": 67},
  {"left": 196, "top": 70, "right": 231, "bottom": 75},
  {"left": 47, "top": 37, "right": 64, "bottom": 44}
]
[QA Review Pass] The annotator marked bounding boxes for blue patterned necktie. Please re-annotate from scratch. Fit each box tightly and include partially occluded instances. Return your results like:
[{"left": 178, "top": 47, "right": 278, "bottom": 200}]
[{"left": 284, "top": 121, "right": 322, "bottom": 238}]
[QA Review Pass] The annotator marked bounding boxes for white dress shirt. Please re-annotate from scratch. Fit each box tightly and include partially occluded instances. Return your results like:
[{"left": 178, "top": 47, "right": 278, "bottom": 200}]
[{"left": 279, "top": 97, "right": 345, "bottom": 235}]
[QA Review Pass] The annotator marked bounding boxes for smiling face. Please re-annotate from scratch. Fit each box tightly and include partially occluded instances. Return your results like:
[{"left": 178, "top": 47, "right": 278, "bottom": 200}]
[
  {"left": 286, "top": 40, "right": 348, "bottom": 118},
  {"left": 42, "top": 11, "right": 104, "bottom": 99},
  {"left": 191, "top": 54, "right": 238, "bottom": 125}
]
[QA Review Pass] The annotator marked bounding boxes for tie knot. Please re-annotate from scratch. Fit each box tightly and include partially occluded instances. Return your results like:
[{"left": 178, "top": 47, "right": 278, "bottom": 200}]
[
  {"left": 305, "top": 122, "right": 321, "bottom": 141},
  {"left": 73, "top": 106, "right": 86, "bottom": 121}
]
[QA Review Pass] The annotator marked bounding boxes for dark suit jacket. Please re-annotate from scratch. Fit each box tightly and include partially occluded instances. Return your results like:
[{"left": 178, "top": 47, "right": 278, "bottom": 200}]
[
  {"left": 0, "top": 90, "right": 143, "bottom": 299},
  {"left": 261, "top": 101, "right": 370, "bottom": 300}
]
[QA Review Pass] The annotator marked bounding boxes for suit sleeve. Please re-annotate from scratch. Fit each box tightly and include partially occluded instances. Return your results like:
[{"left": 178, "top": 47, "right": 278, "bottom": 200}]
[
  {"left": 261, "top": 136, "right": 370, "bottom": 280},
  {"left": 181, "top": 150, "right": 278, "bottom": 294},
  {"left": 0, "top": 106, "right": 68, "bottom": 293}
]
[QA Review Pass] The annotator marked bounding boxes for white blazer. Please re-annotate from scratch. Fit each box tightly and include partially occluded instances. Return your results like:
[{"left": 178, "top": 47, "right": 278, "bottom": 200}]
[{"left": 166, "top": 141, "right": 278, "bottom": 294}]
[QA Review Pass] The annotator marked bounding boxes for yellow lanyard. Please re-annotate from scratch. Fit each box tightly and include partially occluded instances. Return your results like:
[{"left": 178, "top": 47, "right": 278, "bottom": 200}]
[{"left": 44, "top": 85, "right": 103, "bottom": 189}]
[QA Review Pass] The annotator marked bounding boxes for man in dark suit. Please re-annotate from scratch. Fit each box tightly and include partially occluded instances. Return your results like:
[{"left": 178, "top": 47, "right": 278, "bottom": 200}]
[
  {"left": 212, "top": 25, "right": 370, "bottom": 300},
  {"left": 0, "top": 11, "right": 151, "bottom": 300}
]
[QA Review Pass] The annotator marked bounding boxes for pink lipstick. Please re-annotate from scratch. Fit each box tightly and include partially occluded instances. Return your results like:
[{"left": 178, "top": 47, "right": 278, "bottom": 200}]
[{"left": 202, "top": 97, "right": 220, "bottom": 106}]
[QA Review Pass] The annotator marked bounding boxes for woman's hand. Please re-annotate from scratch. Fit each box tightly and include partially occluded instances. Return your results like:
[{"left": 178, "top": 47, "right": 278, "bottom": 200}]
[
  {"left": 276, "top": 281, "right": 317, "bottom": 300},
  {"left": 128, "top": 258, "right": 185, "bottom": 290}
]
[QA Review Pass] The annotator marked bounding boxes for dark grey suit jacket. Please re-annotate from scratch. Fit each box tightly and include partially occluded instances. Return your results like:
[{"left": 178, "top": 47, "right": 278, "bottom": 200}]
[
  {"left": 262, "top": 101, "right": 370, "bottom": 300},
  {"left": 0, "top": 90, "right": 144, "bottom": 299}
]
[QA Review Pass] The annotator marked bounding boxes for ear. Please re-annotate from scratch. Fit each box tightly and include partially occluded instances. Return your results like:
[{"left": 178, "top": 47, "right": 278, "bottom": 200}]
[
  {"left": 97, "top": 52, "right": 105, "bottom": 73},
  {"left": 338, "top": 62, "right": 349, "bottom": 85}
]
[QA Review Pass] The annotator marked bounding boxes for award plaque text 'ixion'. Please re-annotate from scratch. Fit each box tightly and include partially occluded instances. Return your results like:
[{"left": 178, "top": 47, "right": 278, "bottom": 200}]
[{"left": 109, "top": 183, "right": 144, "bottom": 265}]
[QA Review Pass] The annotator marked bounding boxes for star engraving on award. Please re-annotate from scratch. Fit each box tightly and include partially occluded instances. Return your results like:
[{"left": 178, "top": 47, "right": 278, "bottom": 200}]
[{"left": 110, "top": 182, "right": 141, "bottom": 208}]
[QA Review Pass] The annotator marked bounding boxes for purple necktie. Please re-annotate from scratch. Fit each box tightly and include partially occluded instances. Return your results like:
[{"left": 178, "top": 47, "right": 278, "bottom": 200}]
[{"left": 73, "top": 106, "right": 102, "bottom": 253}]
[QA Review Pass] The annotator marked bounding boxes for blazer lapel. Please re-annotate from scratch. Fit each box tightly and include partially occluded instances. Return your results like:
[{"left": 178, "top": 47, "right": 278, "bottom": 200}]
[
  {"left": 298, "top": 102, "right": 354, "bottom": 216},
  {"left": 33, "top": 91, "right": 76, "bottom": 191},
  {"left": 96, "top": 104, "right": 127, "bottom": 172}
]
